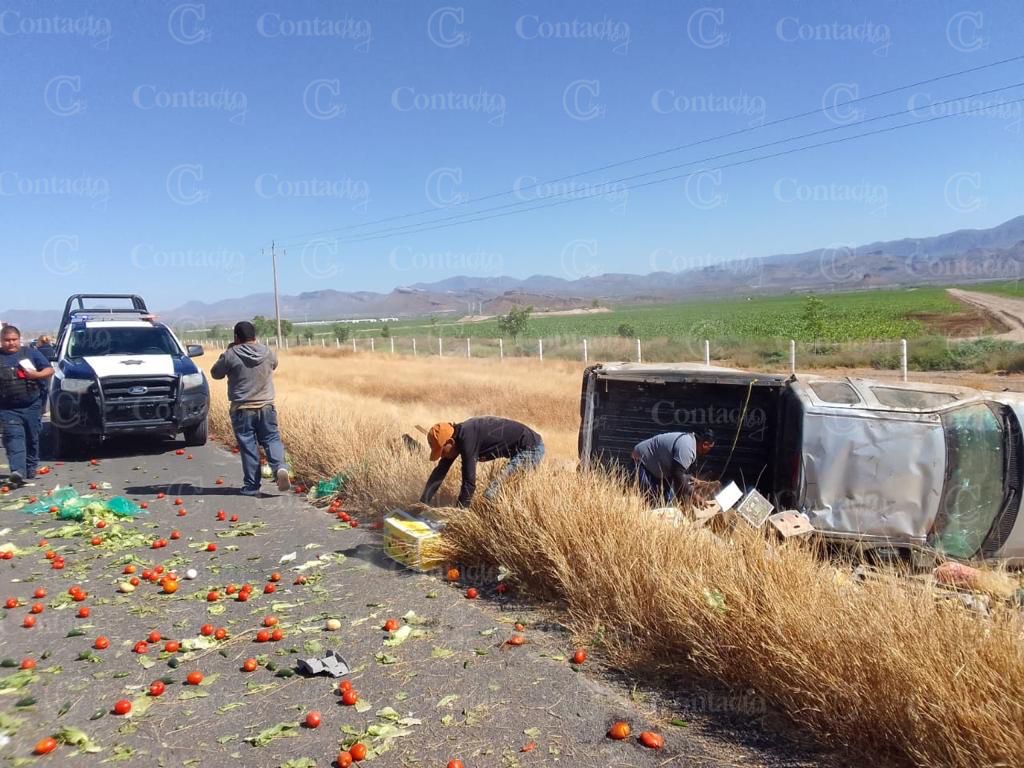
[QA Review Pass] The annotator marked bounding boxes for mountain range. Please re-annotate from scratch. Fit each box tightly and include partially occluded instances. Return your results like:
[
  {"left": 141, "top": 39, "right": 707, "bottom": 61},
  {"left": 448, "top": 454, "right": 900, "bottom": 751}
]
[{"left": 6, "top": 215, "right": 1024, "bottom": 333}]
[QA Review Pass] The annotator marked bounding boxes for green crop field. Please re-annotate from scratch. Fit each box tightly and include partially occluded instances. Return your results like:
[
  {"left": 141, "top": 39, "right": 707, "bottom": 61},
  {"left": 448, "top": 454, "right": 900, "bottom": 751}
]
[
  {"left": 351, "top": 288, "right": 972, "bottom": 343},
  {"left": 963, "top": 280, "right": 1024, "bottom": 299}
]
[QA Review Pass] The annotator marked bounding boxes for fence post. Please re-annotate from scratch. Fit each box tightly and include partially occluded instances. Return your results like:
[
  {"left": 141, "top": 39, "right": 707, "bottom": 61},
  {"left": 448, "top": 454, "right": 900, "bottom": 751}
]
[
  {"left": 466, "top": 337, "right": 471, "bottom": 358},
  {"left": 583, "top": 338, "right": 588, "bottom": 363},
  {"left": 390, "top": 337, "right": 395, "bottom": 354},
  {"left": 335, "top": 338, "right": 340, "bottom": 348},
  {"left": 438, "top": 337, "right": 443, "bottom": 357},
  {"left": 790, "top": 339, "right": 796, "bottom": 375},
  {"left": 498, "top": 338, "right": 503, "bottom": 361},
  {"left": 370, "top": 338, "right": 375, "bottom": 352},
  {"left": 285, "top": 338, "right": 289, "bottom": 349},
  {"left": 321, "top": 338, "right": 325, "bottom": 347},
  {"left": 900, "top": 338, "right": 908, "bottom": 382},
  {"left": 538, "top": 338, "right": 543, "bottom": 362},
  {"left": 352, "top": 338, "right": 356, "bottom": 353},
  {"left": 703, "top": 339, "right": 710, "bottom": 365},
  {"left": 412, "top": 338, "right": 417, "bottom": 357},
  {"left": 636, "top": 338, "right": 642, "bottom": 363}
]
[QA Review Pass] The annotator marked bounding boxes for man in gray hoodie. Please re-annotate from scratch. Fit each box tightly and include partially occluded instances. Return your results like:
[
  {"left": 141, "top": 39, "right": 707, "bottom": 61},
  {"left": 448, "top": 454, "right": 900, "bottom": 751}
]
[{"left": 210, "top": 321, "right": 290, "bottom": 496}]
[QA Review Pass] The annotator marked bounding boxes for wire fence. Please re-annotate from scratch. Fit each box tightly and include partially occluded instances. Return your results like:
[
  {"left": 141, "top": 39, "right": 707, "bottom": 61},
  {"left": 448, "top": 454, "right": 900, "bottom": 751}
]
[{"left": 187, "top": 334, "right": 945, "bottom": 379}]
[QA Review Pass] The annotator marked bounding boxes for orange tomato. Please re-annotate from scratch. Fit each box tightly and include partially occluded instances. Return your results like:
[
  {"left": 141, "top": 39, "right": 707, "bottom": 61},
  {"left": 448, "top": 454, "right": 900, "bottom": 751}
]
[
  {"left": 349, "top": 743, "right": 367, "bottom": 761},
  {"left": 608, "top": 721, "right": 631, "bottom": 740},
  {"left": 638, "top": 731, "right": 665, "bottom": 749}
]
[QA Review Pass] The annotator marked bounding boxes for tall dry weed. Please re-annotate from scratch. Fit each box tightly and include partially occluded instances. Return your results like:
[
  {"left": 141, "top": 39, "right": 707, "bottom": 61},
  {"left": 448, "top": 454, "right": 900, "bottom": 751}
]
[{"left": 204, "top": 352, "right": 1024, "bottom": 767}]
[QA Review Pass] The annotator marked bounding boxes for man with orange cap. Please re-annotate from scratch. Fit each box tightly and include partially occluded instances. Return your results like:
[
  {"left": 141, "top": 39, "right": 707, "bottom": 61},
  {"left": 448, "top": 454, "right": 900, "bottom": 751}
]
[{"left": 420, "top": 417, "right": 544, "bottom": 506}]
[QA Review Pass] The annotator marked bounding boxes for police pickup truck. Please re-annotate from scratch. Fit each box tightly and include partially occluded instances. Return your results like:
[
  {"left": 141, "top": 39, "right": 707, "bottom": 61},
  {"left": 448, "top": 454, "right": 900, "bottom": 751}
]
[{"left": 47, "top": 294, "right": 209, "bottom": 457}]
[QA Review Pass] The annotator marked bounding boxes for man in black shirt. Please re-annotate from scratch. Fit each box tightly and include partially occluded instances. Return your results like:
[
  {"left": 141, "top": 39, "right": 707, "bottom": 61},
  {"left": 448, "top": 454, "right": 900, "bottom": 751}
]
[{"left": 419, "top": 416, "right": 544, "bottom": 506}]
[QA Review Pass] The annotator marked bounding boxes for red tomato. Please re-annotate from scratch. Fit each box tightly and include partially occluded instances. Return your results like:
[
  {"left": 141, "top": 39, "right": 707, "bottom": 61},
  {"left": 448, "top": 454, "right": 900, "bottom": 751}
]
[
  {"left": 242, "top": 657, "right": 258, "bottom": 672},
  {"left": 337, "top": 752, "right": 353, "bottom": 768},
  {"left": 573, "top": 649, "right": 587, "bottom": 665},
  {"left": 262, "top": 616, "right": 278, "bottom": 627},
  {"left": 206, "top": 543, "right": 217, "bottom": 552},
  {"left": 164, "top": 641, "right": 180, "bottom": 653},
  {"left": 214, "top": 627, "right": 227, "bottom": 640},
  {"left": 638, "top": 731, "right": 665, "bottom": 749},
  {"left": 269, "top": 572, "right": 281, "bottom": 582},
  {"left": 113, "top": 699, "right": 132, "bottom": 715},
  {"left": 170, "top": 530, "right": 181, "bottom": 540},
  {"left": 447, "top": 761, "right": 465, "bottom": 768},
  {"left": 20, "top": 658, "right": 35, "bottom": 670},
  {"left": 465, "top": 588, "right": 478, "bottom": 599},
  {"left": 341, "top": 689, "right": 358, "bottom": 706},
  {"left": 270, "top": 628, "right": 283, "bottom": 642},
  {"left": 148, "top": 630, "right": 162, "bottom": 643},
  {"left": 383, "top": 619, "right": 399, "bottom": 632},
  {"left": 94, "top": 636, "right": 110, "bottom": 650},
  {"left": 133, "top": 641, "right": 149, "bottom": 654},
  {"left": 34, "top": 737, "right": 57, "bottom": 755},
  {"left": 22, "top": 616, "right": 35, "bottom": 628},
  {"left": 263, "top": 583, "right": 276, "bottom": 594},
  {"left": 349, "top": 743, "right": 367, "bottom": 761},
  {"left": 255, "top": 630, "right": 270, "bottom": 643},
  {"left": 305, "top": 711, "right": 321, "bottom": 728},
  {"left": 33, "top": 587, "right": 46, "bottom": 599},
  {"left": 186, "top": 671, "right": 203, "bottom": 685},
  {"left": 200, "top": 624, "right": 214, "bottom": 636},
  {"left": 206, "top": 591, "right": 219, "bottom": 602},
  {"left": 149, "top": 680, "right": 166, "bottom": 697},
  {"left": 77, "top": 607, "right": 90, "bottom": 618},
  {"left": 4, "top": 598, "right": 17, "bottom": 609}
]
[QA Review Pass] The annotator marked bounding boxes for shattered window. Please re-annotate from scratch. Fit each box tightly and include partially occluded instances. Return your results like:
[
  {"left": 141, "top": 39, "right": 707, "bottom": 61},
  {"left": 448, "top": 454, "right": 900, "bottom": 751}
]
[
  {"left": 809, "top": 382, "right": 861, "bottom": 404},
  {"left": 871, "top": 387, "right": 956, "bottom": 409},
  {"left": 930, "top": 404, "right": 1006, "bottom": 559}
]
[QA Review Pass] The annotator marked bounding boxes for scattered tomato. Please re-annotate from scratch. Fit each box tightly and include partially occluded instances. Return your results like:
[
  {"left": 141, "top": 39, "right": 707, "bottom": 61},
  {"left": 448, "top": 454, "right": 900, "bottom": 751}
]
[
  {"left": 33, "top": 737, "right": 57, "bottom": 755},
  {"left": 216, "top": 510, "right": 226, "bottom": 521},
  {"left": 200, "top": 624, "right": 214, "bottom": 636},
  {"left": 269, "top": 572, "right": 281, "bottom": 582},
  {"left": 337, "top": 752, "right": 353, "bottom": 768},
  {"left": 349, "top": 743, "right": 367, "bottom": 761},
  {"left": 129, "top": 576, "right": 140, "bottom": 587},
  {"left": 94, "top": 636, "right": 110, "bottom": 650},
  {"left": 177, "top": 509, "right": 187, "bottom": 517},
  {"left": 33, "top": 587, "right": 46, "bottom": 599},
  {"left": 507, "top": 635, "right": 525, "bottom": 646},
  {"left": 148, "top": 630, "right": 162, "bottom": 643},
  {"left": 294, "top": 575, "right": 307, "bottom": 585},
  {"left": 77, "top": 606, "right": 90, "bottom": 618},
  {"left": 383, "top": 618, "right": 399, "bottom": 632},
  {"left": 174, "top": 497, "right": 183, "bottom": 505},
  {"left": 30, "top": 603, "right": 44, "bottom": 614},
  {"left": 255, "top": 630, "right": 270, "bottom": 643},
  {"left": 305, "top": 711, "right": 321, "bottom": 728},
  {"left": 214, "top": 627, "right": 228, "bottom": 640},
  {"left": 270, "top": 628, "right": 284, "bottom": 642},
  {"left": 263, "top": 583, "right": 276, "bottom": 594},
  {"left": 225, "top": 584, "right": 237, "bottom": 595},
  {"left": 164, "top": 641, "right": 180, "bottom": 653},
  {"left": 123, "top": 564, "right": 136, "bottom": 574},
  {"left": 133, "top": 641, "right": 149, "bottom": 654},
  {"left": 229, "top": 514, "right": 239, "bottom": 522},
  {"left": 91, "top": 536, "right": 102, "bottom": 546},
  {"left": 638, "top": 731, "right": 665, "bottom": 749},
  {"left": 162, "top": 579, "right": 179, "bottom": 594},
  {"left": 22, "top": 616, "right": 35, "bottom": 628},
  {"left": 186, "top": 671, "right": 204, "bottom": 685},
  {"left": 338, "top": 680, "right": 352, "bottom": 693},
  {"left": 496, "top": 582, "right": 508, "bottom": 594},
  {"left": 341, "top": 689, "right": 359, "bottom": 706},
  {"left": 4, "top": 597, "right": 17, "bottom": 609},
  {"left": 242, "top": 657, "right": 258, "bottom": 672},
  {"left": 608, "top": 721, "right": 631, "bottom": 740},
  {"left": 170, "top": 530, "right": 181, "bottom": 540},
  {"left": 514, "top": 623, "right": 525, "bottom": 632},
  {"left": 465, "top": 588, "right": 478, "bottom": 599},
  {"left": 149, "top": 680, "right": 166, "bottom": 697},
  {"left": 263, "top": 615, "right": 278, "bottom": 627},
  {"left": 72, "top": 591, "right": 87, "bottom": 602},
  {"left": 573, "top": 649, "right": 587, "bottom": 665},
  {"left": 113, "top": 699, "right": 132, "bottom": 715},
  {"left": 206, "top": 591, "right": 219, "bottom": 602},
  {"left": 20, "top": 658, "right": 35, "bottom": 670},
  {"left": 205, "top": 543, "right": 217, "bottom": 552},
  {"left": 447, "top": 761, "right": 465, "bottom": 768}
]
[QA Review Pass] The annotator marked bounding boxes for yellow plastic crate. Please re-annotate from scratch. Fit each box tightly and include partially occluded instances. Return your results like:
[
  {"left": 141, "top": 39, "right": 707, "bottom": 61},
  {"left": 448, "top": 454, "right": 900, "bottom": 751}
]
[{"left": 383, "top": 510, "right": 446, "bottom": 573}]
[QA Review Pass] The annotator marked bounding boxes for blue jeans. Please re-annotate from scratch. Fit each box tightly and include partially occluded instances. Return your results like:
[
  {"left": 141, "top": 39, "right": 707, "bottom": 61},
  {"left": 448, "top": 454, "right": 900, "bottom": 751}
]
[
  {"left": 636, "top": 463, "right": 674, "bottom": 505},
  {"left": 484, "top": 441, "right": 545, "bottom": 500},
  {"left": 1, "top": 399, "right": 42, "bottom": 478},
  {"left": 230, "top": 405, "right": 287, "bottom": 492}
]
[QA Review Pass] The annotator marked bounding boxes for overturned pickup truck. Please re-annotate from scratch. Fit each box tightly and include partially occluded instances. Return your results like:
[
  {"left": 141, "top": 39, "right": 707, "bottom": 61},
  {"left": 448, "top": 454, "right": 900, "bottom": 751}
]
[{"left": 578, "top": 363, "right": 1023, "bottom": 566}]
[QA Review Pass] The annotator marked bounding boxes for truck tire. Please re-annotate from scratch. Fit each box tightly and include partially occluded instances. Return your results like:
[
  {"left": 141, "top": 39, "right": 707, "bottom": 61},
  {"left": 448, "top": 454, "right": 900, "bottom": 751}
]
[
  {"left": 49, "top": 426, "right": 82, "bottom": 460},
  {"left": 183, "top": 419, "right": 208, "bottom": 447}
]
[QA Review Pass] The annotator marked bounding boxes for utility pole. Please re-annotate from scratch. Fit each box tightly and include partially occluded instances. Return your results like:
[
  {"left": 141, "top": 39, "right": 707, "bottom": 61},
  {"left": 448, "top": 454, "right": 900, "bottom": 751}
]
[{"left": 271, "top": 242, "right": 283, "bottom": 348}]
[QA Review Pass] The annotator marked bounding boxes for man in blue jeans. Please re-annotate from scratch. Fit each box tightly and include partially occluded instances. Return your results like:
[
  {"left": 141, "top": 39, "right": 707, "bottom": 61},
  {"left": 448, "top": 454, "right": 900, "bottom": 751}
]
[
  {"left": 0, "top": 325, "right": 53, "bottom": 487},
  {"left": 210, "top": 321, "right": 290, "bottom": 497}
]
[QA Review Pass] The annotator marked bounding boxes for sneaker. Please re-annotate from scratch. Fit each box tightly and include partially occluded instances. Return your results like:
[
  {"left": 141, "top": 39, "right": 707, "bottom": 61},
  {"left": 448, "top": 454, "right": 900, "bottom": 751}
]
[
  {"left": 8, "top": 472, "right": 25, "bottom": 488},
  {"left": 276, "top": 468, "right": 291, "bottom": 492}
]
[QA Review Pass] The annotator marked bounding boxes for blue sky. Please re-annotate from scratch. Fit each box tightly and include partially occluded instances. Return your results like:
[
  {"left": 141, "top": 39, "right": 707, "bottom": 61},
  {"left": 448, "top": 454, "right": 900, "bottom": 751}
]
[{"left": 2, "top": 0, "right": 1023, "bottom": 312}]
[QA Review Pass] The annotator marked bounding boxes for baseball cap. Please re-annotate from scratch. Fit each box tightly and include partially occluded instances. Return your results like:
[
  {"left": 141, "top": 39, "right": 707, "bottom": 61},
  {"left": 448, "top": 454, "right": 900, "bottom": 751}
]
[{"left": 427, "top": 422, "right": 455, "bottom": 461}]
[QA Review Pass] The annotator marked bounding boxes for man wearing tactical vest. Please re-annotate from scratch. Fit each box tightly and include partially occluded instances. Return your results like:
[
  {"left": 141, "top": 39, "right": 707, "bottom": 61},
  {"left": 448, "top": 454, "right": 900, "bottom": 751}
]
[{"left": 0, "top": 325, "right": 54, "bottom": 487}]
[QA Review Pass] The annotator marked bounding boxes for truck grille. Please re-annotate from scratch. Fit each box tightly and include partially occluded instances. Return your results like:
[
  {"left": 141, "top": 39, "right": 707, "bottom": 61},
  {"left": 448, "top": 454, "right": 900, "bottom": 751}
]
[{"left": 100, "top": 376, "right": 178, "bottom": 427}]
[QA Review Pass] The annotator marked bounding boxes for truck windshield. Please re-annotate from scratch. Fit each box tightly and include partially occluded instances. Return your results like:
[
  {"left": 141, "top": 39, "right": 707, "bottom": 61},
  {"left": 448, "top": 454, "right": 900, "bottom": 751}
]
[
  {"left": 68, "top": 327, "right": 181, "bottom": 358},
  {"left": 930, "top": 403, "right": 1007, "bottom": 559}
]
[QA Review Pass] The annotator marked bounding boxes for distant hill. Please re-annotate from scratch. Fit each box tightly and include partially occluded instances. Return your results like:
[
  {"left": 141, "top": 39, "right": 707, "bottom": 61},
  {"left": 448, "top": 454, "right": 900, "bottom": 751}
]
[{"left": 6, "top": 215, "right": 1024, "bottom": 333}]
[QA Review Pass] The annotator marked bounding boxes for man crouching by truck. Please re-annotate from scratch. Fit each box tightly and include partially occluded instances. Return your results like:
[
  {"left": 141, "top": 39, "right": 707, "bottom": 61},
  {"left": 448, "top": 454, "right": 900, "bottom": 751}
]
[
  {"left": 420, "top": 417, "right": 544, "bottom": 507},
  {"left": 632, "top": 429, "right": 715, "bottom": 505}
]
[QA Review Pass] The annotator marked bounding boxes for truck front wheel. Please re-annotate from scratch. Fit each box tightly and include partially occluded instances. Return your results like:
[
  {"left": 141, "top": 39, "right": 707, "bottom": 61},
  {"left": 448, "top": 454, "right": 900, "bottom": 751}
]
[{"left": 183, "top": 419, "right": 208, "bottom": 447}]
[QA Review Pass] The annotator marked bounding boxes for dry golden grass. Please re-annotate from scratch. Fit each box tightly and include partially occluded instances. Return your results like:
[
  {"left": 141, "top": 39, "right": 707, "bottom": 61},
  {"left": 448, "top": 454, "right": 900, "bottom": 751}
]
[{"left": 203, "top": 351, "right": 1024, "bottom": 767}]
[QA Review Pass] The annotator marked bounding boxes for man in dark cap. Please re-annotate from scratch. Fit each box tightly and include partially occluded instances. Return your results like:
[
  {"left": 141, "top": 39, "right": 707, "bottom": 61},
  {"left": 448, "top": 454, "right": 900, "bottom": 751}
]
[
  {"left": 210, "top": 321, "right": 290, "bottom": 496},
  {"left": 632, "top": 429, "right": 715, "bottom": 505}
]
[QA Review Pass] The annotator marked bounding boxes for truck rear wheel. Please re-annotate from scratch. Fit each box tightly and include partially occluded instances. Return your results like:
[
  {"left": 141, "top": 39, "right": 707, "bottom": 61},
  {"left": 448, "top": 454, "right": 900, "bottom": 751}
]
[
  {"left": 49, "top": 426, "right": 83, "bottom": 460},
  {"left": 183, "top": 419, "right": 208, "bottom": 447}
]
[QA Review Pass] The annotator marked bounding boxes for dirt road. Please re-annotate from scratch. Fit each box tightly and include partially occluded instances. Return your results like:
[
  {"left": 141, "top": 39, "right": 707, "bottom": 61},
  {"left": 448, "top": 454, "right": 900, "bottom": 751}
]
[
  {"left": 947, "top": 288, "right": 1024, "bottom": 341},
  {"left": 0, "top": 433, "right": 844, "bottom": 767}
]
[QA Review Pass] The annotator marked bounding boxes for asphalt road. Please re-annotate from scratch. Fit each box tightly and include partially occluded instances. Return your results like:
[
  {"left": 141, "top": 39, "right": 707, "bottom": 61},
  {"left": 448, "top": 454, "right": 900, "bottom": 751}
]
[{"left": 0, "top": 431, "right": 848, "bottom": 767}]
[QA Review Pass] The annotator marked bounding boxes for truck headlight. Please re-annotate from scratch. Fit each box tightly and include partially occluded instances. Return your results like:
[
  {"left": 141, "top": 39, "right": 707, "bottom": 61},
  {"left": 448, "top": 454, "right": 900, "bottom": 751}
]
[
  {"left": 60, "top": 377, "right": 92, "bottom": 394},
  {"left": 181, "top": 372, "right": 205, "bottom": 391}
]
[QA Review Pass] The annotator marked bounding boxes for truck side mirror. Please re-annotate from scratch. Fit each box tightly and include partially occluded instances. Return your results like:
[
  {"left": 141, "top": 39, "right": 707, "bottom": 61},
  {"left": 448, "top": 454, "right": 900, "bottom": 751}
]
[{"left": 186, "top": 344, "right": 204, "bottom": 358}]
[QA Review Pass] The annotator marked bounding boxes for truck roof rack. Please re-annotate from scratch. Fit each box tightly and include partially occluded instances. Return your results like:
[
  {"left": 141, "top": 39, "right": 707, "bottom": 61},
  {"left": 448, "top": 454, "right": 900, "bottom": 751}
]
[{"left": 57, "top": 294, "right": 151, "bottom": 339}]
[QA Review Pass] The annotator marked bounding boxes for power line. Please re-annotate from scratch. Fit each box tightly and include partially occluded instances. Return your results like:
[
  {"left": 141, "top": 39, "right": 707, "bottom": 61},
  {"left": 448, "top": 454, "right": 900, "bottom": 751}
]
[
  {"left": 277, "top": 83, "right": 1024, "bottom": 248},
  {"left": 270, "top": 53, "right": 1024, "bottom": 246}
]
